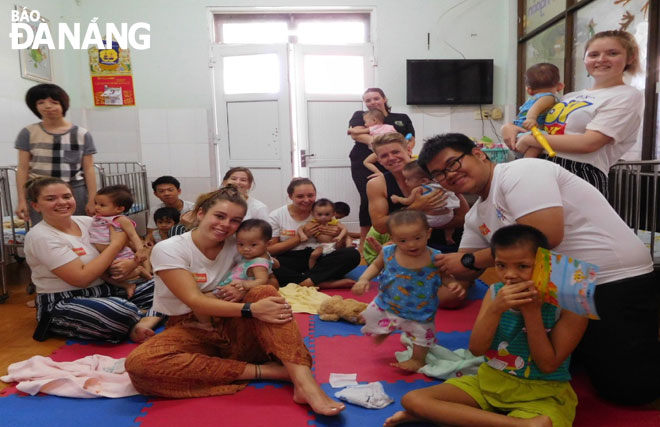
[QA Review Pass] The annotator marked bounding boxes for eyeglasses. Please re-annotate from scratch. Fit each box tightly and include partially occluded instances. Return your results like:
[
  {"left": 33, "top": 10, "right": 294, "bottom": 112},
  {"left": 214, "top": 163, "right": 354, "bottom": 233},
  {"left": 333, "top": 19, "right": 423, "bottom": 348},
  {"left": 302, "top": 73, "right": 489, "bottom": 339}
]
[{"left": 430, "top": 153, "right": 467, "bottom": 181}]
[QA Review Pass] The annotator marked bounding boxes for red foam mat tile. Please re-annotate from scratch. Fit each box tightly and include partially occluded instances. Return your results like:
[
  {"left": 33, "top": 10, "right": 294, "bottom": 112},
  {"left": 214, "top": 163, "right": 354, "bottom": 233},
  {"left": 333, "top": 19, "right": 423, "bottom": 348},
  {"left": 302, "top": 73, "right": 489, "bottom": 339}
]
[
  {"left": 312, "top": 334, "right": 436, "bottom": 385},
  {"left": 294, "top": 313, "right": 311, "bottom": 338},
  {"left": 434, "top": 299, "right": 482, "bottom": 333},
  {"left": 49, "top": 342, "right": 138, "bottom": 362},
  {"left": 136, "top": 385, "right": 314, "bottom": 427}
]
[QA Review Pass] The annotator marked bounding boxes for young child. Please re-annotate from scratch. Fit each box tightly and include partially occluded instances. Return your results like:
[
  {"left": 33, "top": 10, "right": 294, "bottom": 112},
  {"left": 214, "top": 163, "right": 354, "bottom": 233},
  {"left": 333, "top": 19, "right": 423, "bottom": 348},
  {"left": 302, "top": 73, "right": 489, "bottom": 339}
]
[
  {"left": 192, "top": 219, "right": 276, "bottom": 327},
  {"left": 333, "top": 201, "right": 361, "bottom": 240},
  {"left": 384, "top": 224, "right": 588, "bottom": 427},
  {"left": 89, "top": 185, "right": 151, "bottom": 297},
  {"left": 352, "top": 210, "right": 463, "bottom": 372},
  {"left": 347, "top": 109, "right": 399, "bottom": 177},
  {"left": 152, "top": 207, "right": 180, "bottom": 244},
  {"left": 502, "top": 63, "right": 564, "bottom": 158},
  {"left": 297, "top": 199, "right": 349, "bottom": 269},
  {"left": 145, "top": 176, "right": 195, "bottom": 245},
  {"left": 390, "top": 161, "right": 460, "bottom": 245}
]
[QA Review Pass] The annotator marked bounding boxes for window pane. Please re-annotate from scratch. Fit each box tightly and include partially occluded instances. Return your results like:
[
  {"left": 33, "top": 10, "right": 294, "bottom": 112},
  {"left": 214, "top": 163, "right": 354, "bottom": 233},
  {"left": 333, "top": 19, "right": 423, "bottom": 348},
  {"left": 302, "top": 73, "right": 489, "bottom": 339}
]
[
  {"left": 523, "top": 0, "right": 565, "bottom": 35},
  {"left": 297, "top": 22, "right": 366, "bottom": 44},
  {"left": 525, "top": 20, "right": 566, "bottom": 87},
  {"left": 223, "top": 54, "right": 280, "bottom": 94},
  {"left": 222, "top": 22, "right": 288, "bottom": 44},
  {"left": 304, "top": 55, "right": 364, "bottom": 94}
]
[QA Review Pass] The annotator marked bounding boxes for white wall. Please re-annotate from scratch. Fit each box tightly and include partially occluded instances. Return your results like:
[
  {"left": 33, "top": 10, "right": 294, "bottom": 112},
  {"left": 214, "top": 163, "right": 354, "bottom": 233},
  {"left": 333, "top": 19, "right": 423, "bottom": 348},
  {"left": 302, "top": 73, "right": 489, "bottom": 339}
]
[{"left": 1, "top": 0, "right": 518, "bottom": 209}]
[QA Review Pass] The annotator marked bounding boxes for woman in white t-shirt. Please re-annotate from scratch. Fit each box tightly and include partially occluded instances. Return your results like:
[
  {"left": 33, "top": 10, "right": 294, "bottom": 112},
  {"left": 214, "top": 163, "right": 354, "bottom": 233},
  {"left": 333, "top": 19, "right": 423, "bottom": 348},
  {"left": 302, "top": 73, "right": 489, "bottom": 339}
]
[
  {"left": 222, "top": 166, "right": 269, "bottom": 220},
  {"left": 267, "top": 178, "right": 360, "bottom": 288},
  {"left": 23, "top": 177, "right": 160, "bottom": 343},
  {"left": 125, "top": 187, "right": 344, "bottom": 416},
  {"left": 512, "top": 30, "right": 643, "bottom": 196}
]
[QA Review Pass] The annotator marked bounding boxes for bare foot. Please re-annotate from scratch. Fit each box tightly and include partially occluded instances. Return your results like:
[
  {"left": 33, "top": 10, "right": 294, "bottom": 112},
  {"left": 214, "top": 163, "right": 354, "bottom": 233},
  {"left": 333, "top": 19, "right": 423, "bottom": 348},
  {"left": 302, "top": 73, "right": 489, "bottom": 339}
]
[
  {"left": 526, "top": 415, "right": 552, "bottom": 427},
  {"left": 125, "top": 283, "right": 137, "bottom": 299},
  {"left": 316, "top": 278, "right": 356, "bottom": 289},
  {"left": 373, "top": 334, "right": 389, "bottom": 345},
  {"left": 391, "top": 358, "right": 425, "bottom": 372},
  {"left": 383, "top": 410, "right": 422, "bottom": 426},
  {"left": 293, "top": 383, "right": 345, "bottom": 416},
  {"left": 129, "top": 324, "right": 155, "bottom": 343}
]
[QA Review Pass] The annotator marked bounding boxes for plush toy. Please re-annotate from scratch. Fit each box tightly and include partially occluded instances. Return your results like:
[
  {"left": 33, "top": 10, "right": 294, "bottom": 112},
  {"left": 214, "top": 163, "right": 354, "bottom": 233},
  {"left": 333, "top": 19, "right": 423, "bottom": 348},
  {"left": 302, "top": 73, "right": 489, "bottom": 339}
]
[{"left": 318, "top": 295, "right": 368, "bottom": 324}]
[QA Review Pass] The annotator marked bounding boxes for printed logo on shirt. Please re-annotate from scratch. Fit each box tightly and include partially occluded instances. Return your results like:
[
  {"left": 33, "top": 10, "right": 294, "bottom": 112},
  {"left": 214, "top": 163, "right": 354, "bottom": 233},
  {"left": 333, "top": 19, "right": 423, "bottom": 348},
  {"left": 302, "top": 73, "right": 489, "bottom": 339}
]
[
  {"left": 495, "top": 207, "right": 504, "bottom": 221},
  {"left": 394, "top": 120, "right": 404, "bottom": 127},
  {"left": 72, "top": 247, "right": 86, "bottom": 256},
  {"left": 543, "top": 100, "right": 591, "bottom": 135},
  {"left": 479, "top": 223, "right": 491, "bottom": 236},
  {"left": 193, "top": 273, "right": 207, "bottom": 283},
  {"left": 281, "top": 229, "right": 296, "bottom": 237}
]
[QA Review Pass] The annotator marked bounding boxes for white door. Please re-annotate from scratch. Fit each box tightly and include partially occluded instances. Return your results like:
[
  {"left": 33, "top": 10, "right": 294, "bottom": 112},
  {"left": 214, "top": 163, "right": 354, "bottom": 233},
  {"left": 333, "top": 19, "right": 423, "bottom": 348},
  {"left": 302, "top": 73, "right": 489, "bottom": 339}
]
[
  {"left": 212, "top": 44, "right": 292, "bottom": 211},
  {"left": 293, "top": 44, "right": 374, "bottom": 232}
]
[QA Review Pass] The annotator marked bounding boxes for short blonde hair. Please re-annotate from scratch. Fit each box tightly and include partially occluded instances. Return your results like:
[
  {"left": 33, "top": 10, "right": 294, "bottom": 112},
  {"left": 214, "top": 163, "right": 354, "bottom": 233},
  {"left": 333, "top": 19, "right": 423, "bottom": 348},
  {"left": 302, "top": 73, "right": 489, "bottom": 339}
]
[{"left": 371, "top": 132, "right": 408, "bottom": 154}]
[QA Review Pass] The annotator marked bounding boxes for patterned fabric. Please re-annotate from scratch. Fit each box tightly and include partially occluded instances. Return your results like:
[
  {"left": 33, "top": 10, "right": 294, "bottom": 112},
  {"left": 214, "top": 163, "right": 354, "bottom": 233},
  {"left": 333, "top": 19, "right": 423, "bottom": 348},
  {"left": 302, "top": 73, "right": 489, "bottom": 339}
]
[
  {"left": 125, "top": 285, "right": 312, "bottom": 398},
  {"left": 15, "top": 123, "right": 96, "bottom": 183},
  {"left": 35, "top": 280, "right": 160, "bottom": 343},
  {"left": 310, "top": 217, "right": 339, "bottom": 237},
  {"left": 374, "top": 245, "right": 443, "bottom": 322},
  {"left": 217, "top": 257, "right": 274, "bottom": 287},
  {"left": 540, "top": 154, "right": 608, "bottom": 197},
  {"left": 513, "top": 92, "right": 559, "bottom": 128},
  {"left": 486, "top": 282, "right": 570, "bottom": 381},
  {"left": 88, "top": 215, "right": 136, "bottom": 259},
  {"left": 361, "top": 301, "right": 436, "bottom": 347}
]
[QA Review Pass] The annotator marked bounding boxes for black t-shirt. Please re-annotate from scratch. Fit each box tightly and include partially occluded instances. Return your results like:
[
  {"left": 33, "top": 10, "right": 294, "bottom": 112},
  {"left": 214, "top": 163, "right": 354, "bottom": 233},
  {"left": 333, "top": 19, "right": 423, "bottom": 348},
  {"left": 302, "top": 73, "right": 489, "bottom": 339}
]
[{"left": 348, "top": 111, "right": 415, "bottom": 160}]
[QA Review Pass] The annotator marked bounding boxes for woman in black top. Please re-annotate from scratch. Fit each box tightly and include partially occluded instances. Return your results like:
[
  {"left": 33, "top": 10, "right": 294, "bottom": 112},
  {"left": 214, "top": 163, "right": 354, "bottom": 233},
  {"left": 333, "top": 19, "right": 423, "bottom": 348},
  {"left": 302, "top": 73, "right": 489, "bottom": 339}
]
[{"left": 347, "top": 88, "right": 415, "bottom": 252}]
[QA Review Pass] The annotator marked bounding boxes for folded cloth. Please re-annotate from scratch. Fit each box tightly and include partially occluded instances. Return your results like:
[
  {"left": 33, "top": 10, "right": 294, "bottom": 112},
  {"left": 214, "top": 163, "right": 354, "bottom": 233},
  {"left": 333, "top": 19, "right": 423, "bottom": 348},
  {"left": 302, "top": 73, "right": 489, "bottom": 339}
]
[
  {"left": 334, "top": 381, "right": 394, "bottom": 409},
  {"left": 278, "top": 283, "right": 330, "bottom": 314},
  {"left": 396, "top": 334, "right": 484, "bottom": 379},
  {"left": 1, "top": 354, "right": 138, "bottom": 398},
  {"left": 329, "top": 373, "right": 358, "bottom": 388}
]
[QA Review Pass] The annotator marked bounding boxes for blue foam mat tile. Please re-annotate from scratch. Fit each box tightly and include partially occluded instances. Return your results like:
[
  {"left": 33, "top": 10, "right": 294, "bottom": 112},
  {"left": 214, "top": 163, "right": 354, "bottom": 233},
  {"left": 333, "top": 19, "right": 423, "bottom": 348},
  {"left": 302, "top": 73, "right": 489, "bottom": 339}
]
[
  {"left": 312, "top": 315, "right": 384, "bottom": 338},
  {"left": 247, "top": 379, "right": 288, "bottom": 390},
  {"left": 312, "top": 380, "right": 438, "bottom": 426},
  {"left": 0, "top": 393, "right": 151, "bottom": 427},
  {"left": 467, "top": 279, "right": 488, "bottom": 300},
  {"left": 435, "top": 330, "right": 472, "bottom": 351},
  {"left": 344, "top": 265, "right": 367, "bottom": 281}
]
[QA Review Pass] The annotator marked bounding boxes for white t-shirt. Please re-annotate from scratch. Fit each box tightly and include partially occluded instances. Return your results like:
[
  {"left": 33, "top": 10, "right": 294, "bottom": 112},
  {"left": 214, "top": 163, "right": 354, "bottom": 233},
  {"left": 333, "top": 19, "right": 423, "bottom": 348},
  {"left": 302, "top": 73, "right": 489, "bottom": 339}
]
[
  {"left": 268, "top": 205, "right": 310, "bottom": 251},
  {"left": 151, "top": 232, "right": 242, "bottom": 315},
  {"left": 25, "top": 216, "right": 105, "bottom": 293},
  {"left": 545, "top": 85, "right": 643, "bottom": 174},
  {"left": 246, "top": 197, "right": 269, "bottom": 221},
  {"left": 459, "top": 159, "right": 653, "bottom": 284},
  {"left": 147, "top": 199, "right": 195, "bottom": 229}
]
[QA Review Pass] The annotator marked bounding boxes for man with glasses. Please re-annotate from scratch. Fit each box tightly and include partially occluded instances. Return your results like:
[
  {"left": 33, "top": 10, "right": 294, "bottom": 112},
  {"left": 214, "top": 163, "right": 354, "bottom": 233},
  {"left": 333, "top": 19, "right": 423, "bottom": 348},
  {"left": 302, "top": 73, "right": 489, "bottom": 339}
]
[{"left": 417, "top": 132, "right": 658, "bottom": 405}]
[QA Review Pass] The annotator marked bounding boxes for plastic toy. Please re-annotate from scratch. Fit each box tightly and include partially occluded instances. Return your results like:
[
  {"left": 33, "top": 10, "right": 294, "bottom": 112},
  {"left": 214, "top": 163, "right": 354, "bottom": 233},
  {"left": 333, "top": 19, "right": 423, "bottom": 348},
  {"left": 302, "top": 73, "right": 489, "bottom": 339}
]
[{"left": 531, "top": 126, "right": 556, "bottom": 157}]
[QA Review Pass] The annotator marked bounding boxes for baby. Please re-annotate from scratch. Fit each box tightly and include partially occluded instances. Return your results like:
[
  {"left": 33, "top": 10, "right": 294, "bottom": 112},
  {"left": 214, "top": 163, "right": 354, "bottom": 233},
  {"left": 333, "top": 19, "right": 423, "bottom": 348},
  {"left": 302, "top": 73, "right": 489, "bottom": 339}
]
[
  {"left": 390, "top": 161, "right": 460, "bottom": 245},
  {"left": 89, "top": 185, "right": 151, "bottom": 297},
  {"left": 297, "top": 199, "right": 349, "bottom": 269},
  {"left": 502, "top": 62, "right": 564, "bottom": 157},
  {"left": 347, "top": 109, "right": 399, "bottom": 177},
  {"left": 352, "top": 210, "right": 462, "bottom": 372},
  {"left": 152, "top": 206, "right": 180, "bottom": 244}
]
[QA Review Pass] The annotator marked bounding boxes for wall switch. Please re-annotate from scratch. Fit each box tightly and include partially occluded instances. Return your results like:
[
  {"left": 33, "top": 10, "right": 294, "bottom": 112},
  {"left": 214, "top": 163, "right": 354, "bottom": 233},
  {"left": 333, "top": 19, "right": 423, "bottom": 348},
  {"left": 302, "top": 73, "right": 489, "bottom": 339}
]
[{"left": 474, "top": 109, "right": 490, "bottom": 120}]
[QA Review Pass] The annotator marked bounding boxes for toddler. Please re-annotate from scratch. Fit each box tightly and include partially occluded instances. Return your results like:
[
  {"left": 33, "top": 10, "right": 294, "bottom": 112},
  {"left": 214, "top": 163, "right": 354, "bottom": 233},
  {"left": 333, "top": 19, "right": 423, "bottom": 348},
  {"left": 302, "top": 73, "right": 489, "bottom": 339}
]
[
  {"left": 352, "top": 210, "right": 462, "bottom": 372},
  {"left": 385, "top": 224, "right": 588, "bottom": 427},
  {"left": 152, "top": 206, "right": 180, "bottom": 244},
  {"left": 390, "top": 161, "right": 460, "bottom": 244},
  {"left": 192, "top": 219, "right": 276, "bottom": 328},
  {"left": 89, "top": 185, "right": 151, "bottom": 297},
  {"left": 502, "top": 63, "right": 564, "bottom": 157},
  {"left": 333, "top": 201, "right": 361, "bottom": 241},
  {"left": 347, "top": 109, "right": 399, "bottom": 177},
  {"left": 297, "top": 199, "right": 349, "bottom": 269}
]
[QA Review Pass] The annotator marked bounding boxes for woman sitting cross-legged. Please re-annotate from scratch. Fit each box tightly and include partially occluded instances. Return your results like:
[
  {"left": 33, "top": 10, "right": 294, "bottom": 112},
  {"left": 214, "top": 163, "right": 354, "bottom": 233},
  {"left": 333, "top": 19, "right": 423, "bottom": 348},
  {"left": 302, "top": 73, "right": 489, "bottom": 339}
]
[
  {"left": 267, "top": 177, "right": 361, "bottom": 289},
  {"left": 24, "top": 177, "right": 160, "bottom": 343},
  {"left": 124, "top": 187, "right": 344, "bottom": 415}
]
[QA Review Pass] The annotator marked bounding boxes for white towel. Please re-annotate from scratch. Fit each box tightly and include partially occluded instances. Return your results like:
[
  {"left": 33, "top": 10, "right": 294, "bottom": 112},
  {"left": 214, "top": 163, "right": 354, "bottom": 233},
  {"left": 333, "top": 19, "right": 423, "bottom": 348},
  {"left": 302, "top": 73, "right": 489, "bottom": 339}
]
[
  {"left": 334, "top": 382, "right": 394, "bottom": 409},
  {"left": 396, "top": 334, "right": 484, "bottom": 379},
  {"left": 1, "top": 354, "right": 138, "bottom": 398}
]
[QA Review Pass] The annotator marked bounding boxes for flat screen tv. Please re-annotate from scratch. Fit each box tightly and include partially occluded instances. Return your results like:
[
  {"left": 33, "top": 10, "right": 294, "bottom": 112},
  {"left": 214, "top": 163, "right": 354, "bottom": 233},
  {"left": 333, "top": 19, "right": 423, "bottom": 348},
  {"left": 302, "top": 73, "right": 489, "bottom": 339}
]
[{"left": 407, "top": 59, "right": 493, "bottom": 105}]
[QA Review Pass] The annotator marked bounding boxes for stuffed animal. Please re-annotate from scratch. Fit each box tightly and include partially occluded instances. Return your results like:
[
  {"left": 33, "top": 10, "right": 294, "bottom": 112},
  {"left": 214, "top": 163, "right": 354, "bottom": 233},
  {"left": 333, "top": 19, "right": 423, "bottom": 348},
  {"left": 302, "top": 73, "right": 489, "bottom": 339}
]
[{"left": 318, "top": 295, "right": 368, "bottom": 324}]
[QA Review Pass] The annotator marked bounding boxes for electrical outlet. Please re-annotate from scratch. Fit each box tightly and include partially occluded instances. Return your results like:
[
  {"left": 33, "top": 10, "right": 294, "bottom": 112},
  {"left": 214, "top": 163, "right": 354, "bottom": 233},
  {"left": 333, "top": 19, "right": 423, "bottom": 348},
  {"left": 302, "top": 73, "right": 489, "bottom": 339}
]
[{"left": 474, "top": 109, "right": 490, "bottom": 120}]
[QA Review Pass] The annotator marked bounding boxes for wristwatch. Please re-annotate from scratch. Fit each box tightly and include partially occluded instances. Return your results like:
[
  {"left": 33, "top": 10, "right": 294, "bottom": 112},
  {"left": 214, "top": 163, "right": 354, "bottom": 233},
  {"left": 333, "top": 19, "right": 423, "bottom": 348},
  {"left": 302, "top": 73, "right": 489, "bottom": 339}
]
[
  {"left": 460, "top": 253, "right": 481, "bottom": 271},
  {"left": 241, "top": 302, "right": 253, "bottom": 318}
]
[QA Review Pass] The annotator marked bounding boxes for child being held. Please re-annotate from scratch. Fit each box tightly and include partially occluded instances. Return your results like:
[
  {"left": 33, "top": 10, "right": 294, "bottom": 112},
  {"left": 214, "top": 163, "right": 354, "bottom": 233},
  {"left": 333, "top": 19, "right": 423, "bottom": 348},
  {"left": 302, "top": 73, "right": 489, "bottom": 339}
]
[
  {"left": 384, "top": 224, "right": 588, "bottom": 427},
  {"left": 390, "top": 161, "right": 460, "bottom": 245},
  {"left": 502, "top": 63, "right": 563, "bottom": 157},
  {"left": 347, "top": 109, "right": 399, "bottom": 177},
  {"left": 352, "top": 210, "right": 464, "bottom": 372},
  {"left": 152, "top": 207, "right": 180, "bottom": 244},
  {"left": 89, "top": 185, "right": 151, "bottom": 297},
  {"left": 193, "top": 219, "right": 276, "bottom": 327},
  {"left": 297, "top": 199, "right": 349, "bottom": 270}
]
